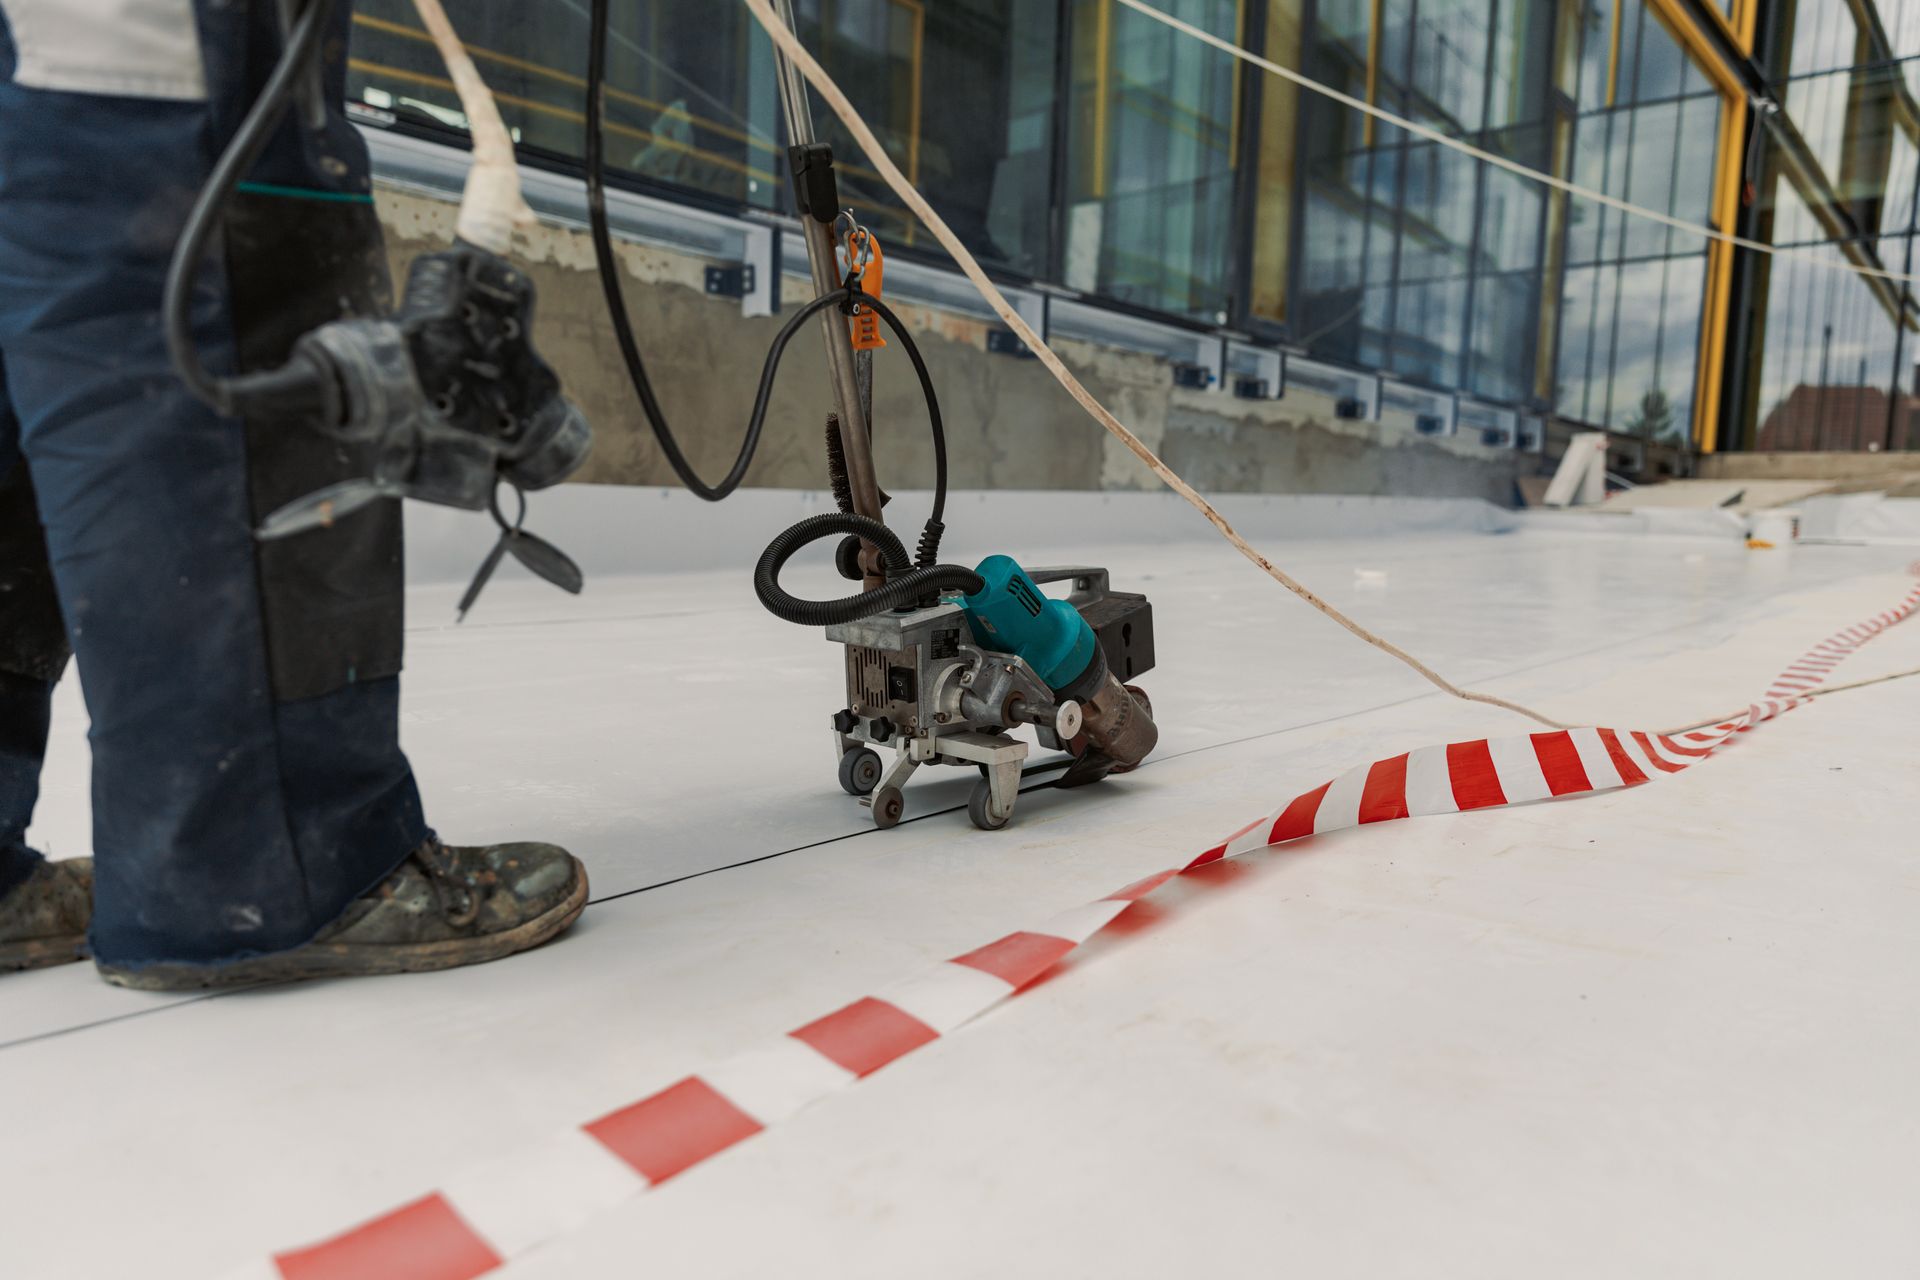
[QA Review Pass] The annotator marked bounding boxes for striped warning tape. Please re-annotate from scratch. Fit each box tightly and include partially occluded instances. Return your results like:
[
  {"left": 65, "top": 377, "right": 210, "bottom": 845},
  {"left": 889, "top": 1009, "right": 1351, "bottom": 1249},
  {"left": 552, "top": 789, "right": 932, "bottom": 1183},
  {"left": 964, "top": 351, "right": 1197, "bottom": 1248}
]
[{"left": 223, "top": 578, "right": 1920, "bottom": 1279}]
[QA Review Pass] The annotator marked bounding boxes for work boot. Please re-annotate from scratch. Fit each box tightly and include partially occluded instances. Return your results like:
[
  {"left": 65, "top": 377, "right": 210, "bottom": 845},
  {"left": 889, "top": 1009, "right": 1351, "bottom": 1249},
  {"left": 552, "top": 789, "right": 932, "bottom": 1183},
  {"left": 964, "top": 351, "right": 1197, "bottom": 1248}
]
[
  {"left": 98, "top": 838, "right": 588, "bottom": 991},
  {"left": 0, "top": 857, "right": 92, "bottom": 973}
]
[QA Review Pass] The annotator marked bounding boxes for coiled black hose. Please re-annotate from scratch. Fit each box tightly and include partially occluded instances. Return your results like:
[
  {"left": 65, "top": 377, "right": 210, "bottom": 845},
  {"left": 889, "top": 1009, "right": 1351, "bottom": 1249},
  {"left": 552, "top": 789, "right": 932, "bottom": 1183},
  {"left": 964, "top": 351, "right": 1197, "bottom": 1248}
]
[{"left": 755, "top": 513, "right": 984, "bottom": 627}]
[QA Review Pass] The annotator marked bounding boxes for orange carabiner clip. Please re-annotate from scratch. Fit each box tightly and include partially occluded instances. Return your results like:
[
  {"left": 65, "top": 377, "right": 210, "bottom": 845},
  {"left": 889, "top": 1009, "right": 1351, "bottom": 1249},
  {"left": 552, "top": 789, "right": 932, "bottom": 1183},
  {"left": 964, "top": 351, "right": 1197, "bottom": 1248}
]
[{"left": 847, "top": 230, "right": 887, "bottom": 352}]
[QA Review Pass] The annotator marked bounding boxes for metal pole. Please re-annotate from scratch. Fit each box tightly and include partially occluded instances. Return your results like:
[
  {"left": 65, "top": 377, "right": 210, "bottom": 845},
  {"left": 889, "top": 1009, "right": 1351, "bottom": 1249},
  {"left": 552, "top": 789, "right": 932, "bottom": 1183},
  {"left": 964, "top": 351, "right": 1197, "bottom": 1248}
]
[
  {"left": 768, "top": 0, "right": 888, "bottom": 550},
  {"left": 771, "top": 0, "right": 816, "bottom": 145},
  {"left": 1817, "top": 322, "right": 1831, "bottom": 451}
]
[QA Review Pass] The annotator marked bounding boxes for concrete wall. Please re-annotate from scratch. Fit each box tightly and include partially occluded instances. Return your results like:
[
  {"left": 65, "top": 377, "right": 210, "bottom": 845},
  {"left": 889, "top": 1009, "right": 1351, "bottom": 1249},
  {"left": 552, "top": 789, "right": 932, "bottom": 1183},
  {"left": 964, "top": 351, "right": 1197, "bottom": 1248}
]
[
  {"left": 1698, "top": 451, "right": 1920, "bottom": 490},
  {"left": 375, "top": 185, "right": 1527, "bottom": 505}
]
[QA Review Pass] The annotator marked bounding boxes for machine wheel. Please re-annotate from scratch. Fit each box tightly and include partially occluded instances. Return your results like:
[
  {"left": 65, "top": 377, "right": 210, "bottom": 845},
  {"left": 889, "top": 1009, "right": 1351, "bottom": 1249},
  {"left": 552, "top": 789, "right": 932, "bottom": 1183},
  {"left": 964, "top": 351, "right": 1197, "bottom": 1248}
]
[
  {"left": 838, "top": 746, "right": 883, "bottom": 796},
  {"left": 870, "top": 784, "right": 905, "bottom": 829},
  {"left": 1110, "top": 683, "right": 1153, "bottom": 776},
  {"left": 1126, "top": 684, "right": 1153, "bottom": 718},
  {"left": 967, "top": 777, "right": 1011, "bottom": 831}
]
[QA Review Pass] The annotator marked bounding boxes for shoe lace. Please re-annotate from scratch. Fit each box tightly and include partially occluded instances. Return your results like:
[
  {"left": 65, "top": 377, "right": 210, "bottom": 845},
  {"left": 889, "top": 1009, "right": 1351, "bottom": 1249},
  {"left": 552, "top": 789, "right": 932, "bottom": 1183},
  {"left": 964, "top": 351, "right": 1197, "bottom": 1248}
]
[{"left": 410, "top": 838, "right": 491, "bottom": 929}]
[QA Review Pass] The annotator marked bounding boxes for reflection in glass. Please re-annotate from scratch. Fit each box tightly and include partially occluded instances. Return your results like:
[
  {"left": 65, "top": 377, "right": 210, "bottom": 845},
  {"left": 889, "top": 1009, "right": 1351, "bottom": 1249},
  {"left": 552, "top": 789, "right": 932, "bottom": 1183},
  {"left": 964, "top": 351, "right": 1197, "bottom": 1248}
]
[
  {"left": 1294, "top": 0, "right": 1555, "bottom": 397},
  {"left": 1553, "top": 8, "right": 1717, "bottom": 439},
  {"left": 348, "top": 0, "right": 784, "bottom": 209},
  {"left": 799, "top": 0, "right": 1064, "bottom": 278},
  {"left": 1064, "top": 0, "right": 1244, "bottom": 322},
  {"left": 1734, "top": 0, "right": 1920, "bottom": 450}
]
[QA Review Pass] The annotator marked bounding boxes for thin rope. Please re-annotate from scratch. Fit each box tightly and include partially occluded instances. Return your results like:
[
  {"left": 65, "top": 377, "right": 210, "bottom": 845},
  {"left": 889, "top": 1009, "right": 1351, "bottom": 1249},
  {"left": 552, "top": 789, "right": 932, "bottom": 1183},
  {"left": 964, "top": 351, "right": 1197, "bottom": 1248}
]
[
  {"left": 1658, "top": 663, "right": 1920, "bottom": 735},
  {"left": 1114, "top": 0, "right": 1920, "bottom": 291},
  {"left": 738, "top": 0, "right": 1920, "bottom": 736}
]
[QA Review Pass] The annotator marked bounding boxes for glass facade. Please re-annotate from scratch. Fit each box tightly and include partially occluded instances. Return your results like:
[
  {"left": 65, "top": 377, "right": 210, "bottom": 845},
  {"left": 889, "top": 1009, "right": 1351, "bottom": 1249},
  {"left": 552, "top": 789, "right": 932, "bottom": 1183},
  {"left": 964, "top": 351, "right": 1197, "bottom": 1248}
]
[
  {"left": 347, "top": 0, "right": 1920, "bottom": 454},
  {"left": 1063, "top": 0, "right": 1246, "bottom": 322},
  {"left": 1292, "top": 0, "right": 1554, "bottom": 400},
  {"left": 1734, "top": 0, "right": 1920, "bottom": 451},
  {"left": 800, "top": 0, "right": 1066, "bottom": 278},
  {"left": 1554, "top": 2, "right": 1719, "bottom": 445},
  {"left": 349, "top": 0, "right": 785, "bottom": 209}
]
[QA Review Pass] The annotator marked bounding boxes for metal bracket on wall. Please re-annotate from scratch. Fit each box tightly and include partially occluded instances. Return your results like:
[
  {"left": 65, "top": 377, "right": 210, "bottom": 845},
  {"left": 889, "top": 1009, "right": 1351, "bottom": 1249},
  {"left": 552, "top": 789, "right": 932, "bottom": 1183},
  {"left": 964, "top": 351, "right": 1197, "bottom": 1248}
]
[
  {"left": 1012, "top": 289, "right": 1050, "bottom": 346},
  {"left": 1457, "top": 398, "right": 1518, "bottom": 448},
  {"left": 1226, "top": 344, "right": 1284, "bottom": 401},
  {"left": 988, "top": 328, "right": 1037, "bottom": 358},
  {"left": 693, "top": 229, "right": 779, "bottom": 317},
  {"left": 1288, "top": 354, "right": 1381, "bottom": 421},
  {"left": 734, "top": 219, "right": 780, "bottom": 319},
  {"left": 1202, "top": 334, "right": 1228, "bottom": 393},
  {"left": 705, "top": 264, "right": 756, "bottom": 299},
  {"left": 986, "top": 291, "right": 1051, "bottom": 358},
  {"left": 1167, "top": 335, "right": 1230, "bottom": 393},
  {"left": 1383, "top": 380, "right": 1457, "bottom": 437}
]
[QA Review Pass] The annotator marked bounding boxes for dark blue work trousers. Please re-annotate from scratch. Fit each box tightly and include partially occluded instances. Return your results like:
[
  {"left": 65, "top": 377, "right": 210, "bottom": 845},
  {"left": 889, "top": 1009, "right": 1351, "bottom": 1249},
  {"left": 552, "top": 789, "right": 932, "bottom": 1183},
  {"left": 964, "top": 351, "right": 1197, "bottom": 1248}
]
[{"left": 0, "top": 1, "right": 429, "bottom": 967}]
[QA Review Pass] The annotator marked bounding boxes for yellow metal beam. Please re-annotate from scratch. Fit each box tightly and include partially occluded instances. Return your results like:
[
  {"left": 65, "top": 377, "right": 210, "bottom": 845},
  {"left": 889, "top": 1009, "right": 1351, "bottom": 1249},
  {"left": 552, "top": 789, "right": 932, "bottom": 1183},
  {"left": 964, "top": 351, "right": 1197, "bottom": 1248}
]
[
  {"left": 1606, "top": 0, "right": 1623, "bottom": 107},
  {"left": 1642, "top": 0, "right": 1744, "bottom": 99},
  {"left": 1229, "top": 0, "right": 1246, "bottom": 164},
  {"left": 1694, "top": 90, "right": 1746, "bottom": 453},
  {"left": 1362, "top": 0, "right": 1383, "bottom": 147},
  {"left": 1734, "top": 0, "right": 1758, "bottom": 49},
  {"left": 1689, "top": 0, "right": 1746, "bottom": 59},
  {"left": 1636, "top": 0, "right": 1750, "bottom": 453},
  {"left": 1535, "top": 115, "right": 1573, "bottom": 404},
  {"left": 1094, "top": 0, "right": 1113, "bottom": 198},
  {"left": 891, "top": 0, "right": 925, "bottom": 186}
]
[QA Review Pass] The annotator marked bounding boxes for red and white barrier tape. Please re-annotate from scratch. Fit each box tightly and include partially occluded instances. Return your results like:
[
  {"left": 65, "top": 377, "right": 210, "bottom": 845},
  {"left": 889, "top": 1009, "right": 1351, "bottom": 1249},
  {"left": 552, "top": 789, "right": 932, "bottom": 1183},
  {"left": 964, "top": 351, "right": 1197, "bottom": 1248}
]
[{"left": 224, "top": 579, "right": 1920, "bottom": 1280}]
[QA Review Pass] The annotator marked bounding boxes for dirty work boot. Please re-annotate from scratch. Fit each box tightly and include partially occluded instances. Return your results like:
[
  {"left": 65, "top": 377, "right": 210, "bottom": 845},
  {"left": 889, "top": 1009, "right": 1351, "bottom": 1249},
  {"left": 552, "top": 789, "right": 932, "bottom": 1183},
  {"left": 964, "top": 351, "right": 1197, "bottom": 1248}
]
[
  {"left": 0, "top": 857, "right": 92, "bottom": 973},
  {"left": 98, "top": 839, "right": 587, "bottom": 991}
]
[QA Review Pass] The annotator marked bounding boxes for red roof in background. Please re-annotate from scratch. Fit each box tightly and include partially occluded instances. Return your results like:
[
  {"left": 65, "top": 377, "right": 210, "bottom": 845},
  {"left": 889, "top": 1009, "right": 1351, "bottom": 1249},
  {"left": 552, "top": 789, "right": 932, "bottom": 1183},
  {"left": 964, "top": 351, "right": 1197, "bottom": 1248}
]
[{"left": 1756, "top": 384, "right": 1919, "bottom": 451}]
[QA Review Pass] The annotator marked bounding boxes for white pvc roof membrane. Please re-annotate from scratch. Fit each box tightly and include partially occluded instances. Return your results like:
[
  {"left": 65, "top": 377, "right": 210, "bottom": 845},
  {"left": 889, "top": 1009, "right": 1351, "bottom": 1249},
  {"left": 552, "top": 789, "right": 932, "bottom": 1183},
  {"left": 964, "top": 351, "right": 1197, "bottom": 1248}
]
[{"left": 6, "top": 490, "right": 1918, "bottom": 1278}]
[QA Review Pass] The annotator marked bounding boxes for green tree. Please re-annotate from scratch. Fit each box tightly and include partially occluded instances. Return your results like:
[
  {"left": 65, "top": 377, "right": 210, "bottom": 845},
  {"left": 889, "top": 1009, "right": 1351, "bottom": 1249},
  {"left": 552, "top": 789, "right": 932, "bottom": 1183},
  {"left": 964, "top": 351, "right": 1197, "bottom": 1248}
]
[{"left": 1625, "top": 388, "right": 1674, "bottom": 440}]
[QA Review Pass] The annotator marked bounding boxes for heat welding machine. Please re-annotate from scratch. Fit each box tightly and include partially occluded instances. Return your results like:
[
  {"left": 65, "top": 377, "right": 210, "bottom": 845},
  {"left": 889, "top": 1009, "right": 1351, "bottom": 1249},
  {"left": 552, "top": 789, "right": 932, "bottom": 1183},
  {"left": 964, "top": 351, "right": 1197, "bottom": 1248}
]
[{"left": 820, "top": 559, "right": 1159, "bottom": 830}]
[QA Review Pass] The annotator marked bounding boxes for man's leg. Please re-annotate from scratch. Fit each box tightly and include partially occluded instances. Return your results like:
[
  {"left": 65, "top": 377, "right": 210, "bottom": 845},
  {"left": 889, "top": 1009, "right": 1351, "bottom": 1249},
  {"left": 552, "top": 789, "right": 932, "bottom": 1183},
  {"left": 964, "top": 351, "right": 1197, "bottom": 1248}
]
[
  {"left": 0, "top": 0, "right": 584, "bottom": 982},
  {"left": 0, "top": 83, "right": 429, "bottom": 965},
  {"left": 0, "top": 361, "right": 92, "bottom": 970},
  {"left": 0, "top": 381, "right": 56, "bottom": 896}
]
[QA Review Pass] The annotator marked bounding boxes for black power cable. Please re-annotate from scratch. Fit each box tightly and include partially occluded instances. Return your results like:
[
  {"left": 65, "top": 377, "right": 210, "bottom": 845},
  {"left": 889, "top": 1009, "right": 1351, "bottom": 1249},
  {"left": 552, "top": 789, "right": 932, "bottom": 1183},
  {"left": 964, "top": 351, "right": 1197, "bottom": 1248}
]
[
  {"left": 164, "top": 0, "right": 340, "bottom": 417},
  {"left": 582, "top": 0, "right": 950, "bottom": 534},
  {"left": 647, "top": 283, "right": 951, "bottom": 538},
  {"left": 585, "top": 0, "right": 754, "bottom": 500}
]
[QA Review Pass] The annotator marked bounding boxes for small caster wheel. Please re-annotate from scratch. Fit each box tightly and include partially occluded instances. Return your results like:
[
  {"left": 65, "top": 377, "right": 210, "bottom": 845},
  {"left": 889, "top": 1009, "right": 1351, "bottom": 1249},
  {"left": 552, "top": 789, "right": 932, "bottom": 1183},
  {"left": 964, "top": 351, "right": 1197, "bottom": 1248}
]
[
  {"left": 967, "top": 777, "right": 1011, "bottom": 831},
  {"left": 838, "top": 746, "right": 883, "bottom": 796},
  {"left": 834, "top": 535, "right": 866, "bottom": 581},
  {"left": 870, "top": 784, "right": 905, "bottom": 829}
]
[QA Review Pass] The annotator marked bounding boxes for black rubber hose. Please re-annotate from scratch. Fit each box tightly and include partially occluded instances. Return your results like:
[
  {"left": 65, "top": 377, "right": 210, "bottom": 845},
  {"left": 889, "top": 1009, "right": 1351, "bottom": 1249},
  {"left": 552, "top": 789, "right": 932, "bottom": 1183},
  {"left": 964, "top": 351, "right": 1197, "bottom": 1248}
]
[
  {"left": 755, "top": 513, "right": 984, "bottom": 627},
  {"left": 586, "top": 0, "right": 759, "bottom": 500}
]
